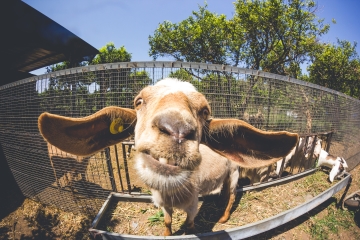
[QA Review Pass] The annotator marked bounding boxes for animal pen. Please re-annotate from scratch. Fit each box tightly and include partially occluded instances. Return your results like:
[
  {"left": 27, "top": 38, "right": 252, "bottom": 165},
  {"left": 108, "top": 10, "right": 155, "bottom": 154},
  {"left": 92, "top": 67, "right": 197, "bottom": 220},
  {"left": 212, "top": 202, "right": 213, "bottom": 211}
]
[{"left": 1, "top": 61, "right": 360, "bottom": 235}]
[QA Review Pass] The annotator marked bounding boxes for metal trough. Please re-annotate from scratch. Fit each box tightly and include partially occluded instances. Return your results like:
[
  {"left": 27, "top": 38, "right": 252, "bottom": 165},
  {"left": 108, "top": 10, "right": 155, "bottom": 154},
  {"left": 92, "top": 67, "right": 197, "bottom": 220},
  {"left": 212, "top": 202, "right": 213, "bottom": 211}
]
[{"left": 89, "top": 172, "right": 351, "bottom": 240}]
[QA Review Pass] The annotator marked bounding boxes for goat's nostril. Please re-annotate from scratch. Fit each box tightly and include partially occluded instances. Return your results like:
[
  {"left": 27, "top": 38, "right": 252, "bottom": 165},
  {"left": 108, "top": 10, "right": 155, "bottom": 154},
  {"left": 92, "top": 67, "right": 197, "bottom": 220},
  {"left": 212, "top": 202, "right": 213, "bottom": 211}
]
[
  {"left": 155, "top": 115, "right": 196, "bottom": 141},
  {"left": 180, "top": 128, "right": 196, "bottom": 140},
  {"left": 158, "top": 124, "right": 177, "bottom": 137},
  {"left": 161, "top": 125, "right": 194, "bottom": 140}
]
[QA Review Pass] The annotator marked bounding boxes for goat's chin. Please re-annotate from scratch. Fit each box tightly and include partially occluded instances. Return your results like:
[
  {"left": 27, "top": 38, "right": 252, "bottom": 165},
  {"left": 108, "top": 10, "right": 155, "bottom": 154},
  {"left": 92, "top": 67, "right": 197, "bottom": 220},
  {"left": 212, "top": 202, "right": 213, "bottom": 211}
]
[{"left": 134, "top": 152, "right": 193, "bottom": 192}]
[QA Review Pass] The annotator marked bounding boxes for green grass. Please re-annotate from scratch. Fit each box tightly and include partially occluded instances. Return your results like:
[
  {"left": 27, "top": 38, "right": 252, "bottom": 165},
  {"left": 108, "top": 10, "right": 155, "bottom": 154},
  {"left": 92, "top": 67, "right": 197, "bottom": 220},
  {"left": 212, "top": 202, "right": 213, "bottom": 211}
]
[
  {"left": 148, "top": 210, "right": 164, "bottom": 226},
  {"left": 295, "top": 170, "right": 331, "bottom": 195},
  {"left": 308, "top": 202, "right": 355, "bottom": 239}
]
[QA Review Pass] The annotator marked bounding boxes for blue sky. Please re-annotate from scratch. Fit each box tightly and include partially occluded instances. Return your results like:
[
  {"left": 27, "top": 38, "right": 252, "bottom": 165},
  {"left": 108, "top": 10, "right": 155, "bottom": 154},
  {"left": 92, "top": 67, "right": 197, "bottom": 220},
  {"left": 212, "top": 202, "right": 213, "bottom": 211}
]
[{"left": 23, "top": 0, "right": 360, "bottom": 76}]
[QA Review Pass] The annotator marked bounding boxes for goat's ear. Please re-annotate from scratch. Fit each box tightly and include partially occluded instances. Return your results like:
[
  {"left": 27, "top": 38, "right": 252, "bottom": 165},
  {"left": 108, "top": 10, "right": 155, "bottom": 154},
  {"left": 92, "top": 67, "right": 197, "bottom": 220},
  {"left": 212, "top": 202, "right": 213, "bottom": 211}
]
[
  {"left": 38, "top": 107, "right": 137, "bottom": 156},
  {"left": 341, "top": 158, "right": 349, "bottom": 169},
  {"left": 329, "top": 163, "right": 340, "bottom": 183},
  {"left": 202, "top": 119, "right": 299, "bottom": 168}
]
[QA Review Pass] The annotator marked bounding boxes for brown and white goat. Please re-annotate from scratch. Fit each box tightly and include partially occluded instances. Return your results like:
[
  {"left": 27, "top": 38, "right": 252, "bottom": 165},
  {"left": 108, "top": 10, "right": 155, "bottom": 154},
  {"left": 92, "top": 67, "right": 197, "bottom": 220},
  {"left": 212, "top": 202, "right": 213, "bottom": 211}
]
[
  {"left": 317, "top": 149, "right": 348, "bottom": 182},
  {"left": 38, "top": 78, "right": 298, "bottom": 236},
  {"left": 306, "top": 137, "right": 348, "bottom": 182}
]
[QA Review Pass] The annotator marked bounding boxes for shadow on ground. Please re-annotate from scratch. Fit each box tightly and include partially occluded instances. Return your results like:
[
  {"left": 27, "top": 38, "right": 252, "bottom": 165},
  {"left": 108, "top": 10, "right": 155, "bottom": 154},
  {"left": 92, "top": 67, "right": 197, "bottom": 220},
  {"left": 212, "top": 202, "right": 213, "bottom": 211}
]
[{"left": 0, "top": 143, "right": 25, "bottom": 219}]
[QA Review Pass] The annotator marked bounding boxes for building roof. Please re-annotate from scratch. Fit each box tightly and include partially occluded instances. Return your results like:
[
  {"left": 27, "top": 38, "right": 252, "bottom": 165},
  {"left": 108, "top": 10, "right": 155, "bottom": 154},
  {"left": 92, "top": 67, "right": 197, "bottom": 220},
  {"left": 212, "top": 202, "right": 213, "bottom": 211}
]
[{"left": 1, "top": 1, "right": 99, "bottom": 85}]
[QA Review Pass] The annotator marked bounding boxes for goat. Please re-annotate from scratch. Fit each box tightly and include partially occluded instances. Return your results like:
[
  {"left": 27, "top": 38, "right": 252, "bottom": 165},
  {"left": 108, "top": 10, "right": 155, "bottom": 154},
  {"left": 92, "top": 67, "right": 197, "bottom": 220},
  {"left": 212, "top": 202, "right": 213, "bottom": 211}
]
[
  {"left": 38, "top": 78, "right": 298, "bottom": 236},
  {"left": 316, "top": 149, "right": 348, "bottom": 182},
  {"left": 305, "top": 137, "right": 348, "bottom": 182}
]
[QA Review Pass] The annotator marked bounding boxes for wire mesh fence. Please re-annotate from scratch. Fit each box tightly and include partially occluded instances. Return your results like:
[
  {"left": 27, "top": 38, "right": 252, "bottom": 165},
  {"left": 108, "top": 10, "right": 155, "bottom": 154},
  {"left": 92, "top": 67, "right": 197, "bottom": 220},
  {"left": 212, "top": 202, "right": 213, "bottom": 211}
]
[{"left": 1, "top": 61, "right": 359, "bottom": 215}]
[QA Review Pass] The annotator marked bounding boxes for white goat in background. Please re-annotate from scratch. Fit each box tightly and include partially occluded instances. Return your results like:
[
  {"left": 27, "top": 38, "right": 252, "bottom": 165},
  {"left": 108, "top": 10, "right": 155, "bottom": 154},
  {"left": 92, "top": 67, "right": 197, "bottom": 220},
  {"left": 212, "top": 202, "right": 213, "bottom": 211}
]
[
  {"left": 316, "top": 149, "right": 348, "bottom": 182},
  {"left": 306, "top": 137, "right": 348, "bottom": 182}
]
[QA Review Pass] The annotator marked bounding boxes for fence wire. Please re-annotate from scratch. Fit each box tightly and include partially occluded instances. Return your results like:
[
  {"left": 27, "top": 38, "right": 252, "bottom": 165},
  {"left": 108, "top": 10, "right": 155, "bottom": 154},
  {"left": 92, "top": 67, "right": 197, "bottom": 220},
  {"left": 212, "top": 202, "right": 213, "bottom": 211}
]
[{"left": 1, "top": 61, "right": 359, "bottom": 215}]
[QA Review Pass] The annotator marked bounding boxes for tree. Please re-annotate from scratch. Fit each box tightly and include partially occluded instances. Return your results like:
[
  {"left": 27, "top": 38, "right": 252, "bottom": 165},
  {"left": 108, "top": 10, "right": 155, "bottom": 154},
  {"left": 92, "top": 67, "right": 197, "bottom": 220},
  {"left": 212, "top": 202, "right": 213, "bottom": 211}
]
[
  {"left": 46, "top": 42, "right": 132, "bottom": 70},
  {"left": 148, "top": 0, "right": 331, "bottom": 120},
  {"left": 44, "top": 61, "right": 91, "bottom": 116},
  {"left": 231, "top": 0, "right": 331, "bottom": 122},
  {"left": 90, "top": 42, "right": 131, "bottom": 64},
  {"left": 149, "top": 0, "right": 329, "bottom": 78},
  {"left": 41, "top": 43, "right": 133, "bottom": 114},
  {"left": 232, "top": 0, "right": 329, "bottom": 77},
  {"left": 46, "top": 60, "right": 88, "bottom": 72},
  {"left": 307, "top": 40, "right": 360, "bottom": 99},
  {"left": 149, "top": 4, "right": 236, "bottom": 65},
  {"left": 89, "top": 42, "right": 132, "bottom": 108}
]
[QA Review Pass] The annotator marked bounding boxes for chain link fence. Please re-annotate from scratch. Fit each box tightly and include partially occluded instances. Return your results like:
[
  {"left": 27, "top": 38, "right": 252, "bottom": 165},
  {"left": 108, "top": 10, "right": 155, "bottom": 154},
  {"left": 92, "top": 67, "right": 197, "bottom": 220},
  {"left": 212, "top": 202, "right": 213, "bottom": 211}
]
[{"left": 1, "top": 61, "right": 359, "bottom": 215}]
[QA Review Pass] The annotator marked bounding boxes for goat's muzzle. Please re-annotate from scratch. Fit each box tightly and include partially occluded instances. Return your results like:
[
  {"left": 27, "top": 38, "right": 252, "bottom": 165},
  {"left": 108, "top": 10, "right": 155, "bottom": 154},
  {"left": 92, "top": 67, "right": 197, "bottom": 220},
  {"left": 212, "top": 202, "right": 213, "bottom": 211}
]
[{"left": 153, "top": 111, "right": 197, "bottom": 143}]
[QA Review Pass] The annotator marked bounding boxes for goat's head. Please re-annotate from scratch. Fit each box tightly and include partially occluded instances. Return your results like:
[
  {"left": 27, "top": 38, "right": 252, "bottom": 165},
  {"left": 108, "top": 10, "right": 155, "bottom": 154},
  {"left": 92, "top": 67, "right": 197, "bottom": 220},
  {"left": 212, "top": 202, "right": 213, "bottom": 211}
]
[
  {"left": 329, "top": 157, "right": 348, "bottom": 182},
  {"left": 38, "top": 78, "right": 298, "bottom": 172}
]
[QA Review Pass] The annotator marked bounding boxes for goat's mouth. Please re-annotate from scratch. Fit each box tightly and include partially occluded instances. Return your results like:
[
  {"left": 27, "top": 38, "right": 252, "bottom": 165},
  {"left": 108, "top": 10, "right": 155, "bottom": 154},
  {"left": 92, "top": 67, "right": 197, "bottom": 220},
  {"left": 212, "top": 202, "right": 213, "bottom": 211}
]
[
  {"left": 140, "top": 151, "right": 184, "bottom": 176},
  {"left": 143, "top": 152, "right": 179, "bottom": 166}
]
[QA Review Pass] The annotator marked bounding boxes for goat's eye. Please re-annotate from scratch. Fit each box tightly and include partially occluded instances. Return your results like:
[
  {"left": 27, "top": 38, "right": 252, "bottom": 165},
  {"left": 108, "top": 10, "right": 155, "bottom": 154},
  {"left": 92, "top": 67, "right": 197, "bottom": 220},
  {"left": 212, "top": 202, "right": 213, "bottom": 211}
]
[
  {"left": 135, "top": 98, "right": 143, "bottom": 107},
  {"left": 201, "top": 108, "right": 210, "bottom": 118}
]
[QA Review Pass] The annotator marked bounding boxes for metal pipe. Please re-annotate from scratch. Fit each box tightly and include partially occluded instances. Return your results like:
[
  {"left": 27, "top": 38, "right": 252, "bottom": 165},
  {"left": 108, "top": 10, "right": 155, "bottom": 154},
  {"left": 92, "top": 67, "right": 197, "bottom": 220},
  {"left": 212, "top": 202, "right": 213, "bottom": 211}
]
[{"left": 114, "top": 145, "right": 124, "bottom": 192}]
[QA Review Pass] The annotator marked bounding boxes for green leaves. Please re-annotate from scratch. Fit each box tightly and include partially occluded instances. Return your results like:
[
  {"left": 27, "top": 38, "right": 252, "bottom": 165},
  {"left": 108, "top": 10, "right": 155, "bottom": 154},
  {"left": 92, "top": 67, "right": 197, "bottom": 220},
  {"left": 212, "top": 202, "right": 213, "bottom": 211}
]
[
  {"left": 233, "top": 0, "right": 329, "bottom": 77},
  {"left": 149, "top": 4, "right": 235, "bottom": 65},
  {"left": 148, "top": 210, "right": 164, "bottom": 226},
  {"left": 149, "top": 0, "right": 329, "bottom": 79},
  {"left": 91, "top": 42, "right": 131, "bottom": 65},
  {"left": 307, "top": 40, "right": 360, "bottom": 98}
]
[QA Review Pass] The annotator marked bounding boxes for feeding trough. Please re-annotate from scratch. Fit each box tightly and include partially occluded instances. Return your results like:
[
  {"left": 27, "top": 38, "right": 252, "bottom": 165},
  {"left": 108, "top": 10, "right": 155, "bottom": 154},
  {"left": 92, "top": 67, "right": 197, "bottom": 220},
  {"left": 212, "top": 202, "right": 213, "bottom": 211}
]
[{"left": 89, "top": 171, "right": 351, "bottom": 239}]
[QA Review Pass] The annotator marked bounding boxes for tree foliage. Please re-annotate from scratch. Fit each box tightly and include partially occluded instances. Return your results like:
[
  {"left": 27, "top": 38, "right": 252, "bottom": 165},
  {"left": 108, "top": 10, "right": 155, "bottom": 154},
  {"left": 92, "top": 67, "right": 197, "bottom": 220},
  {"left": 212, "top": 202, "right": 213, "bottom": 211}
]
[
  {"left": 306, "top": 40, "right": 360, "bottom": 99},
  {"left": 46, "top": 60, "right": 89, "bottom": 73},
  {"left": 149, "top": 0, "right": 329, "bottom": 78},
  {"left": 46, "top": 61, "right": 70, "bottom": 73},
  {"left": 233, "top": 0, "right": 329, "bottom": 77},
  {"left": 149, "top": 5, "right": 234, "bottom": 65},
  {"left": 90, "top": 42, "right": 131, "bottom": 64},
  {"left": 40, "top": 43, "right": 135, "bottom": 115}
]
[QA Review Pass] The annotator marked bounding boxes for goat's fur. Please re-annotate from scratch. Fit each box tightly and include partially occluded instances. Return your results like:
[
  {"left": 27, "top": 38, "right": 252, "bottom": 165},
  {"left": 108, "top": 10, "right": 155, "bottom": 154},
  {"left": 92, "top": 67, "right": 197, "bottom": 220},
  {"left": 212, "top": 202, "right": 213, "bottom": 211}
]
[
  {"left": 239, "top": 165, "right": 273, "bottom": 184},
  {"left": 38, "top": 78, "right": 298, "bottom": 236}
]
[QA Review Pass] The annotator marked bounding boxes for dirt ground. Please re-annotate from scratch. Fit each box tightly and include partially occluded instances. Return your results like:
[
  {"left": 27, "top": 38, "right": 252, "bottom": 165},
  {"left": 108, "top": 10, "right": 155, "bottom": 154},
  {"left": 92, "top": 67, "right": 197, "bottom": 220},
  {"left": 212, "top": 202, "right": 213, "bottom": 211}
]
[{"left": 1, "top": 159, "right": 360, "bottom": 239}]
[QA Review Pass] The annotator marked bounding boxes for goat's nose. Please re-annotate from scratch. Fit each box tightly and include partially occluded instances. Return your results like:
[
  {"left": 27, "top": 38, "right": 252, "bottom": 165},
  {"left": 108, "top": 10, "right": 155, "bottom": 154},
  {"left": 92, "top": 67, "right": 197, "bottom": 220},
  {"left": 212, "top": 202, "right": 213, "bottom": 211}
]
[{"left": 155, "top": 114, "right": 196, "bottom": 142}]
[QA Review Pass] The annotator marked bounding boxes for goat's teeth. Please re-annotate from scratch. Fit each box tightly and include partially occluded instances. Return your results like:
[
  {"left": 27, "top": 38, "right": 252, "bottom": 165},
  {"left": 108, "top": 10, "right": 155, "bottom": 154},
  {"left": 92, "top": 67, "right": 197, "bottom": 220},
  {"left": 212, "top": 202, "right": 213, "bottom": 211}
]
[{"left": 159, "top": 158, "right": 168, "bottom": 164}]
